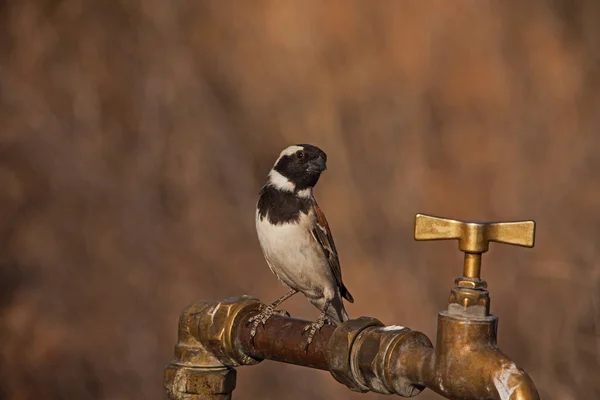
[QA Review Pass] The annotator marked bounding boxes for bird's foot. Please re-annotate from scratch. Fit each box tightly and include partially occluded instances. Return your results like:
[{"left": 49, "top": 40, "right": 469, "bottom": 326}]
[
  {"left": 301, "top": 315, "right": 331, "bottom": 352},
  {"left": 247, "top": 304, "right": 290, "bottom": 338}
]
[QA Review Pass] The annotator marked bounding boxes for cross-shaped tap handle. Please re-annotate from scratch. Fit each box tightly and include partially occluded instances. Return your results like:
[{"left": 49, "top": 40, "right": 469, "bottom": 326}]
[{"left": 414, "top": 214, "right": 536, "bottom": 279}]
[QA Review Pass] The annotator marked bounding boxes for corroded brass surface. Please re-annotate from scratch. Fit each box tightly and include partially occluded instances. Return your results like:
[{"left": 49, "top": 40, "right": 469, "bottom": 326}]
[
  {"left": 400, "top": 312, "right": 540, "bottom": 400},
  {"left": 172, "top": 301, "right": 224, "bottom": 367},
  {"left": 164, "top": 300, "right": 240, "bottom": 400},
  {"left": 448, "top": 286, "right": 490, "bottom": 316},
  {"left": 196, "top": 296, "right": 263, "bottom": 367},
  {"left": 351, "top": 325, "right": 431, "bottom": 397},
  {"left": 164, "top": 365, "right": 236, "bottom": 400},
  {"left": 322, "top": 312, "right": 539, "bottom": 399},
  {"left": 326, "top": 317, "right": 384, "bottom": 392}
]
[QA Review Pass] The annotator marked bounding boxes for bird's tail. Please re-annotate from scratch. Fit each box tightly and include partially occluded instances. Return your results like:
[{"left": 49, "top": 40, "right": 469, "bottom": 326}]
[
  {"left": 325, "top": 296, "right": 349, "bottom": 325},
  {"left": 342, "top": 285, "right": 354, "bottom": 303}
]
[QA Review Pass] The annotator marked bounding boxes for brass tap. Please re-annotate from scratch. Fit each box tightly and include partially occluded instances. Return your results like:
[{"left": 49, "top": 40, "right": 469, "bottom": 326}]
[{"left": 411, "top": 214, "right": 539, "bottom": 399}]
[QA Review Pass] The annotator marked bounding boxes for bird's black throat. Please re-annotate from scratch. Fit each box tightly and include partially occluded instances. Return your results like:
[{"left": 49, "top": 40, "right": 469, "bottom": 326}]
[{"left": 257, "top": 185, "right": 312, "bottom": 225}]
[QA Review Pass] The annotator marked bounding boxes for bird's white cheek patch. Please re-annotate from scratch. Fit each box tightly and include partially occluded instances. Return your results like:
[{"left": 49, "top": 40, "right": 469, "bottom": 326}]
[{"left": 268, "top": 169, "right": 295, "bottom": 192}]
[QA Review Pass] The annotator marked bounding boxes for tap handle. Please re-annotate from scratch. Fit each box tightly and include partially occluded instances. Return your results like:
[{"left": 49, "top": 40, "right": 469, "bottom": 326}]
[{"left": 414, "top": 213, "right": 535, "bottom": 279}]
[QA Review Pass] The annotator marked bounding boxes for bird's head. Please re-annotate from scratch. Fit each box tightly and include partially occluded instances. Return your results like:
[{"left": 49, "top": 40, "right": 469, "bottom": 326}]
[{"left": 268, "top": 144, "right": 328, "bottom": 194}]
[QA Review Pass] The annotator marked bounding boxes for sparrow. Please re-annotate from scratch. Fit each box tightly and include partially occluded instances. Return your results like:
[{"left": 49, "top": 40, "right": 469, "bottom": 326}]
[{"left": 249, "top": 144, "right": 354, "bottom": 349}]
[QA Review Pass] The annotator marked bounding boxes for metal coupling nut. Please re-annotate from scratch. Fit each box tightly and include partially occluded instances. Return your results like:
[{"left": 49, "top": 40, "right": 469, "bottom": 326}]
[{"left": 325, "top": 317, "right": 384, "bottom": 392}]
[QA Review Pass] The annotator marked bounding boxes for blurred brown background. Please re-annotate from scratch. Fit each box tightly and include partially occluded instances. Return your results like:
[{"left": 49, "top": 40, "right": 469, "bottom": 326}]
[{"left": 1, "top": 1, "right": 599, "bottom": 399}]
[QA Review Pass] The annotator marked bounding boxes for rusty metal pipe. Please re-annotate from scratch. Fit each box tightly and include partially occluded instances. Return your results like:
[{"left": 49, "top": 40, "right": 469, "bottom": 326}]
[{"left": 236, "top": 311, "right": 335, "bottom": 370}]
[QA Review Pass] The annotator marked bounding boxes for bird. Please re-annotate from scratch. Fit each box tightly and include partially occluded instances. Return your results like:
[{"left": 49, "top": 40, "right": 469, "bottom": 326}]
[{"left": 249, "top": 144, "right": 354, "bottom": 349}]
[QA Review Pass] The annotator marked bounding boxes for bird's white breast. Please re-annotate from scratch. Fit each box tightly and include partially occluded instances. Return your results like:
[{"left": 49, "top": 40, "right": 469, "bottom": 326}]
[{"left": 255, "top": 209, "right": 335, "bottom": 299}]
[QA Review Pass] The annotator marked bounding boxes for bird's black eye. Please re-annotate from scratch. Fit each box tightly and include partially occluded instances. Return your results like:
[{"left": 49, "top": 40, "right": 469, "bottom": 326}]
[{"left": 296, "top": 151, "right": 305, "bottom": 159}]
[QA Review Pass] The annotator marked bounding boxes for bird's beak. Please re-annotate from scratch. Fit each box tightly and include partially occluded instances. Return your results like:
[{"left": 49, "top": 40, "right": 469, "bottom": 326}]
[{"left": 308, "top": 156, "right": 327, "bottom": 173}]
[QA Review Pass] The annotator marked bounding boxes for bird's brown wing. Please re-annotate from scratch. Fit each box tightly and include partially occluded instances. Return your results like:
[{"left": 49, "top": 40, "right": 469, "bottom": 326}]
[{"left": 310, "top": 202, "right": 354, "bottom": 303}]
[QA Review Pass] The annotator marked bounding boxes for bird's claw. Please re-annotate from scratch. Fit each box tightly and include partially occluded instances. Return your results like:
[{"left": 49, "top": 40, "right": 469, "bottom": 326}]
[
  {"left": 247, "top": 304, "right": 289, "bottom": 338},
  {"left": 301, "top": 316, "right": 331, "bottom": 352}
]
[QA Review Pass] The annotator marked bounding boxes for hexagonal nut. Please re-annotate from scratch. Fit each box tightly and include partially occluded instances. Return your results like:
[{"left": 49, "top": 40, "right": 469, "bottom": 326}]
[
  {"left": 196, "top": 295, "right": 264, "bottom": 367},
  {"left": 164, "top": 364, "right": 236, "bottom": 398},
  {"left": 455, "top": 277, "right": 487, "bottom": 289},
  {"left": 449, "top": 291, "right": 488, "bottom": 307},
  {"left": 326, "top": 317, "right": 384, "bottom": 392},
  {"left": 449, "top": 288, "right": 489, "bottom": 316}
]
